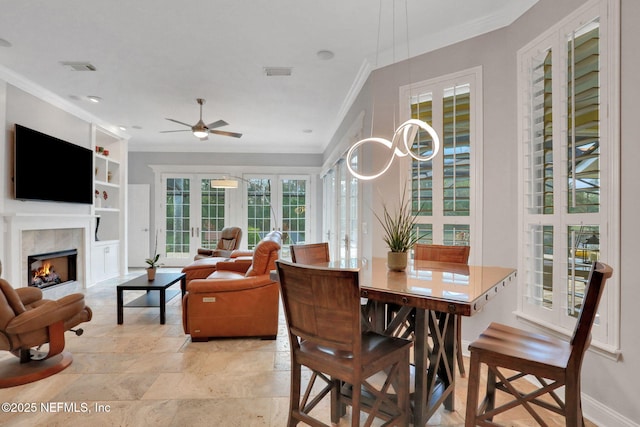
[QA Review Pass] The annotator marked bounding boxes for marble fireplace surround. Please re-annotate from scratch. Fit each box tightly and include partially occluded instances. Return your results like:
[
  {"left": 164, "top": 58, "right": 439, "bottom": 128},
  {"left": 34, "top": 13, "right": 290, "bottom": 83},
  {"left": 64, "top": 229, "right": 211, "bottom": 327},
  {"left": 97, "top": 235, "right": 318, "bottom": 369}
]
[{"left": 3, "top": 213, "right": 92, "bottom": 292}]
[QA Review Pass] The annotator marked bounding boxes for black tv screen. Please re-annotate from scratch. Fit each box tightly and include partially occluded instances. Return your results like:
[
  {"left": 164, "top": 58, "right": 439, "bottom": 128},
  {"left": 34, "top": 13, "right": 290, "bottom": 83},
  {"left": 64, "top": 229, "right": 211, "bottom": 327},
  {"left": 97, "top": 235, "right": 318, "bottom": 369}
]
[{"left": 14, "top": 124, "right": 93, "bottom": 204}]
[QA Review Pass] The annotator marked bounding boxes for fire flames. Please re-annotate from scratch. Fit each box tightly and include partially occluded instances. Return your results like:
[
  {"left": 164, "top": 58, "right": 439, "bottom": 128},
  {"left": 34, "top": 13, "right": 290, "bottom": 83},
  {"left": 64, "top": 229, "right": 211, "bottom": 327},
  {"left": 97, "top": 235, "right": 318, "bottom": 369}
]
[{"left": 32, "top": 262, "right": 60, "bottom": 287}]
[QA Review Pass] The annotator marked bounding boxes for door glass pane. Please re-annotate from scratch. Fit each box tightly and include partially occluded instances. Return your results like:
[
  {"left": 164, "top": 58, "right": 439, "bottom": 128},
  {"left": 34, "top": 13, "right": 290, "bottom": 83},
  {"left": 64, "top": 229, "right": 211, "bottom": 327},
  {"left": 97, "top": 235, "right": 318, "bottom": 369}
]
[
  {"left": 443, "top": 84, "right": 471, "bottom": 216},
  {"left": 414, "top": 224, "right": 433, "bottom": 244},
  {"left": 348, "top": 173, "right": 358, "bottom": 260},
  {"left": 568, "top": 225, "right": 600, "bottom": 317},
  {"left": 165, "top": 178, "right": 190, "bottom": 259},
  {"left": 443, "top": 224, "right": 470, "bottom": 246},
  {"left": 200, "top": 179, "right": 226, "bottom": 249},
  {"left": 525, "top": 225, "right": 554, "bottom": 308},
  {"left": 568, "top": 21, "right": 600, "bottom": 213},
  {"left": 411, "top": 92, "right": 434, "bottom": 216},
  {"left": 530, "top": 49, "right": 554, "bottom": 214},
  {"left": 247, "top": 178, "right": 272, "bottom": 250},
  {"left": 282, "top": 178, "right": 307, "bottom": 249}
]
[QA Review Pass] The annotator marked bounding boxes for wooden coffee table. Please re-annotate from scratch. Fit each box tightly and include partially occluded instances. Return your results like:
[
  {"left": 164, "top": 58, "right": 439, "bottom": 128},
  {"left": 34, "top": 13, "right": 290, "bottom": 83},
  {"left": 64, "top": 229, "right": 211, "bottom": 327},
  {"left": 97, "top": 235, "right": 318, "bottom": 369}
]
[{"left": 116, "top": 272, "right": 186, "bottom": 325}]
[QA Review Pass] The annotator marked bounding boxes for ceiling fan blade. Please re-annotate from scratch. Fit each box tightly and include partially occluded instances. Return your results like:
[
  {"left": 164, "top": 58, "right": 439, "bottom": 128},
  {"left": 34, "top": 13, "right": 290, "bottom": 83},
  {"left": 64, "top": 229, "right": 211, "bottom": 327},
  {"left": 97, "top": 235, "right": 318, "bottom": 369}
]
[
  {"left": 165, "top": 118, "right": 193, "bottom": 127},
  {"left": 210, "top": 129, "right": 243, "bottom": 138},
  {"left": 207, "top": 119, "right": 228, "bottom": 129},
  {"left": 159, "top": 129, "right": 191, "bottom": 133}
]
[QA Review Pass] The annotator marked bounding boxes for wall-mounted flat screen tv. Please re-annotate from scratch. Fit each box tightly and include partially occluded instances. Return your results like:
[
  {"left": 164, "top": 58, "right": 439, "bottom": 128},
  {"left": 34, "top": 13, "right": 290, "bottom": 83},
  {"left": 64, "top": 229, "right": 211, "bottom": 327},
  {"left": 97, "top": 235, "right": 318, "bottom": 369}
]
[{"left": 14, "top": 124, "right": 93, "bottom": 204}]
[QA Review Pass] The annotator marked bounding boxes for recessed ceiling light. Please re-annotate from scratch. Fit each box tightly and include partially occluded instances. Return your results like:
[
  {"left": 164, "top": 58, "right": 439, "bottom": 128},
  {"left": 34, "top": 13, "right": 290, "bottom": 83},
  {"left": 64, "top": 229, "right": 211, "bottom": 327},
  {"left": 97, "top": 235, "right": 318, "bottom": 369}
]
[
  {"left": 132, "top": 125, "right": 143, "bottom": 130},
  {"left": 303, "top": 129, "right": 313, "bottom": 134},
  {"left": 87, "top": 96, "right": 102, "bottom": 103},
  {"left": 317, "top": 50, "right": 334, "bottom": 60},
  {"left": 0, "top": 38, "right": 12, "bottom": 48}
]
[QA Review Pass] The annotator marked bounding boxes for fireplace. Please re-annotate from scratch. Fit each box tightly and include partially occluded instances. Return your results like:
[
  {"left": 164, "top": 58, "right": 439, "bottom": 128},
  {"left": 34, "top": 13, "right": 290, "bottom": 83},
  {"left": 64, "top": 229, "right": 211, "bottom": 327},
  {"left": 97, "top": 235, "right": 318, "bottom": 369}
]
[{"left": 28, "top": 249, "right": 78, "bottom": 289}]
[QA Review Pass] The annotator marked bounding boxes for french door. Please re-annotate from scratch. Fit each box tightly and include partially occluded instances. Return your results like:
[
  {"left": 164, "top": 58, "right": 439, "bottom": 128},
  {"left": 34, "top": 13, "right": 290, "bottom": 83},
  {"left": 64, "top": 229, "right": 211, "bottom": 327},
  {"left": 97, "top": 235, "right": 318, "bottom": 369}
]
[
  {"left": 322, "top": 160, "right": 359, "bottom": 261},
  {"left": 158, "top": 173, "right": 310, "bottom": 266},
  {"left": 243, "top": 174, "right": 310, "bottom": 260},
  {"left": 160, "top": 174, "right": 230, "bottom": 266}
]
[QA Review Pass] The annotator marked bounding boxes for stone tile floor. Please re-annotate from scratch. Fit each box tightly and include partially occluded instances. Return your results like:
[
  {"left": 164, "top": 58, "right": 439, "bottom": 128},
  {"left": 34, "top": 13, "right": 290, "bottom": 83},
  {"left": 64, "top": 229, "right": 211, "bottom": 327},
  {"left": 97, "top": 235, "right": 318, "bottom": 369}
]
[{"left": 0, "top": 269, "right": 597, "bottom": 426}]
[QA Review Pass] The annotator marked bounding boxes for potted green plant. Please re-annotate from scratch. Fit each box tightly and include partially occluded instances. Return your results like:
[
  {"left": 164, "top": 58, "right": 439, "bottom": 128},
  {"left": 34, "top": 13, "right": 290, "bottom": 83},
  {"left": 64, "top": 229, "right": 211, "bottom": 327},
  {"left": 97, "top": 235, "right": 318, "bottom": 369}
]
[
  {"left": 374, "top": 185, "right": 422, "bottom": 271},
  {"left": 145, "top": 232, "right": 161, "bottom": 280}
]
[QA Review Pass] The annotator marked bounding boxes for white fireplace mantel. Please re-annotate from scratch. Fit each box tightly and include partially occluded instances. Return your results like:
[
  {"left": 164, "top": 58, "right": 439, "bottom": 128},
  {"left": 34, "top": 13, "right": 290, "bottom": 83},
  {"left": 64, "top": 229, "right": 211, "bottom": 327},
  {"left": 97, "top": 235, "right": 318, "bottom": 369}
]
[{"left": 2, "top": 213, "right": 93, "bottom": 288}]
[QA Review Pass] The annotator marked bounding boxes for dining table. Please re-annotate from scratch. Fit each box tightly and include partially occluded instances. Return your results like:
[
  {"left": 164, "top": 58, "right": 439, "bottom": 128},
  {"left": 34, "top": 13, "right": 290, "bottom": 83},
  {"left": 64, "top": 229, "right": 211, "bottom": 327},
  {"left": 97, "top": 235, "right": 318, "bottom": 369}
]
[{"left": 322, "top": 257, "right": 517, "bottom": 426}]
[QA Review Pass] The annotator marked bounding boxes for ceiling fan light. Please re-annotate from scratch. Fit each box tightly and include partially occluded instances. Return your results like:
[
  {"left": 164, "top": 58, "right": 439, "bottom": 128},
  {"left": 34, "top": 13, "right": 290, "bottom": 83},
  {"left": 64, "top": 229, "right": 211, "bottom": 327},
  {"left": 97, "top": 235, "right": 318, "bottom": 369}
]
[{"left": 193, "top": 130, "right": 208, "bottom": 138}]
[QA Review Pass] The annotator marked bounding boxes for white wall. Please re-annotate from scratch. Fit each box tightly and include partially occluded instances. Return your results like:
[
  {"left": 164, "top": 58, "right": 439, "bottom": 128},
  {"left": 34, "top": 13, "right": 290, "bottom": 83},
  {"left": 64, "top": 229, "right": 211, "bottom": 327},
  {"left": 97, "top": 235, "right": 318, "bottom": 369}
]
[{"left": 323, "top": 0, "right": 640, "bottom": 424}]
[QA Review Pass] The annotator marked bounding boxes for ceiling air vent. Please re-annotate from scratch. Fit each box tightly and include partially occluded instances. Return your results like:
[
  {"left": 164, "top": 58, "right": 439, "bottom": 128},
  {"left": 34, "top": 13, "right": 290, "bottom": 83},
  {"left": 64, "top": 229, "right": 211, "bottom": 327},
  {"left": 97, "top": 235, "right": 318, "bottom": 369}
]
[
  {"left": 60, "top": 61, "right": 97, "bottom": 71},
  {"left": 264, "top": 67, "right": 292, "bottom": 77}
]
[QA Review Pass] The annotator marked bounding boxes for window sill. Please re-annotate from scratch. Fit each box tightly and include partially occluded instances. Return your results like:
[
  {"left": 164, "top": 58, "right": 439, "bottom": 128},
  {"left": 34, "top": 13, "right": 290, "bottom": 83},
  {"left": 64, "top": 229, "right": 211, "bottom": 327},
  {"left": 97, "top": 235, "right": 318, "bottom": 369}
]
[{"left": 514, "top": 310, "right": 621, "bottom": 362}]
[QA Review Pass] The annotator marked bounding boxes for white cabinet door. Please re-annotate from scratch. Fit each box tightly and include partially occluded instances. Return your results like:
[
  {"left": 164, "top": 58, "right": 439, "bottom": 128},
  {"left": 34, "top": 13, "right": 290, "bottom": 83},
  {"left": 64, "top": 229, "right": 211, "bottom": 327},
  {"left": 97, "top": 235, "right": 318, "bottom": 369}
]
[{"left": 91, "top": 242, "right": 120, "bottom": 284}]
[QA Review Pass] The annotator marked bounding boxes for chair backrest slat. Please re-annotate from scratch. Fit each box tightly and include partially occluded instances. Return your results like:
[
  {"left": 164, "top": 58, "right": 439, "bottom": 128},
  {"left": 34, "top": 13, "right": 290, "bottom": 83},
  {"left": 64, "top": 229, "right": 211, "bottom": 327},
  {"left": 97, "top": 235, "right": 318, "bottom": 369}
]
[
  {"left": 569, "top": 261, "right": 613, "bottom": 363},
  {"left": 290, "top": 243, "right": 330, "bottom": 265},
  {"left": 277, "top": 260, "right": 360, "bottom": 354},
  {"left": 414, "top": 244, "right": 470, "bottom": 264}
]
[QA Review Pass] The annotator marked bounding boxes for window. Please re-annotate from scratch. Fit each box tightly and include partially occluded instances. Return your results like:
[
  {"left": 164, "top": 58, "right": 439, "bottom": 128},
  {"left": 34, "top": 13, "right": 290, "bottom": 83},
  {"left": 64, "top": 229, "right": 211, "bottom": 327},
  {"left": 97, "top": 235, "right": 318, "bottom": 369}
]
[
  {"left": 517, "top": 0, "right": 619, "bottom": 351},
  {"left": 400, "top": 68, "right": 483, "bottom": 261}
]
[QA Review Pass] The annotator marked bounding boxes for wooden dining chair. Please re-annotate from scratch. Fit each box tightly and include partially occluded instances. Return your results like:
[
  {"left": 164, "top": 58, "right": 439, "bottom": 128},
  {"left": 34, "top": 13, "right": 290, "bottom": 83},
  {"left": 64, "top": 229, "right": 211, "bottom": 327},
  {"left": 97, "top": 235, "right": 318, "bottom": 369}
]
[
  {"left": 465, "top": 261, "right": 612, "bottom": 427},
  {"left": 290, "top": 242, "right": 330, "bottom": 265},
  {"left": 413, "top": 243, "right": 470, "bottom": 377},
  {"left": 276, "top": 260, "right": 412, "bottom": 427}
]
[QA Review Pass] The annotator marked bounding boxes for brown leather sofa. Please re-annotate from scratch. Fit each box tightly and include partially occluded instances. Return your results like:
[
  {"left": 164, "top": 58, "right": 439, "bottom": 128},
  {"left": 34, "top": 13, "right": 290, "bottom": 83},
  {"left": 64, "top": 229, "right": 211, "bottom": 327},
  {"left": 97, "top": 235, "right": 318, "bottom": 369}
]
[
  {"left": 182, "top": 230, "right": 281, "bottom": 341},
  {"left": 194, "top": 226, "right": 242, "bottom": 260}
]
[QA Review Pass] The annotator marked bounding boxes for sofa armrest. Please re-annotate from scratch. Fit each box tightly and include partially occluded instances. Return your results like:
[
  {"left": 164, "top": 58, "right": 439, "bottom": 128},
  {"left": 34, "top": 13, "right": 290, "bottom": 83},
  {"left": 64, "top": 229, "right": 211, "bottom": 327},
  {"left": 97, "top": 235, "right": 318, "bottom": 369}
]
[
  {"left": 230, "top": 250, "right": 253, "bottom": 258},
  {"left": 6, "top": 294, "right": 86, "bottom": 334},
  {"left": 15, "top": 287, "right": 43, "bottom": 307},
  {"left": 187, "top": 275, "right": 275, "bottom": 294},
  {"left": 197, "top": 248, "right": 214, "bottom": 256},
  {"left": 182, "top": 257, "right": 228, "bottom": 282},
  {"left": 215, "top": 257, "right": 253, "bottom": 274},
  {"left": 211, "top": 249, "right": 233, "bottom": 257}
]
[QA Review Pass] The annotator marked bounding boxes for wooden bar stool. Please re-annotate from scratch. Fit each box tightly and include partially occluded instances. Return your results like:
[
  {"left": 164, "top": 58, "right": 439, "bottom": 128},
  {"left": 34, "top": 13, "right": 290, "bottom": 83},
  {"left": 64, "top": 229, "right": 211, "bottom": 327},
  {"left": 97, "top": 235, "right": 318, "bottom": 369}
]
[
  {"left": 414, "top": 243, "right": 470, "bottom": 377},
  {"left": 290, "top": 242, "right": 330, "bottom": 265},
  {"left": 465, "top": 261, "right": 612, "bottom": 426},
  {"left": 276, "top": 260, "right": 412, "bottom": 427}
]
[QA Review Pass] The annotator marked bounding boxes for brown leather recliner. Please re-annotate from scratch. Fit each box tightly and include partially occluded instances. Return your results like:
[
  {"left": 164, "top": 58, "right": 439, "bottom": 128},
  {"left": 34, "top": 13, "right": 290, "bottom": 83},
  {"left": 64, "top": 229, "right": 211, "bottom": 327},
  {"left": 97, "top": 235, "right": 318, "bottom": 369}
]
[
  {"left": 0, "top": 278, "right": 92, "bottom": 388},
  {"left": 182, "top": 231, "right": 281, "bottom": 341},
  {"left": 194, "top": 226, "right": 242, "bottom": 260}
]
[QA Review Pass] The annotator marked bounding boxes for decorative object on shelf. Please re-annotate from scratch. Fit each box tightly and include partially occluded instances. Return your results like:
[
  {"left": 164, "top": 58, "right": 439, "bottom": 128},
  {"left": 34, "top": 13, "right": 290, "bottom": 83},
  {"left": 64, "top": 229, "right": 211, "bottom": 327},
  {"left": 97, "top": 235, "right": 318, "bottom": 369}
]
[
  {"left": 95, "top": 216, "right": 100, "bottom": 241},
  {"left": 107, "top": 171, "right": 113, "bottom": 182},
  {"left": 145, "top": 231, "right": 162, "bottom": 281},
  {"left": 374, "top": 184, "right": 422, "bottom": 272},
  {"left": 102, "top": 190, "right": 108, "bottom": 208},
  {"left": 103, "top": 149, "right": 109, "bottom": 156},
  {"left": 96, "top": 146, "right": 104, "bottom": 154},
  {"left": 95, "top": 190, "right": 101, "bottom": 208}
]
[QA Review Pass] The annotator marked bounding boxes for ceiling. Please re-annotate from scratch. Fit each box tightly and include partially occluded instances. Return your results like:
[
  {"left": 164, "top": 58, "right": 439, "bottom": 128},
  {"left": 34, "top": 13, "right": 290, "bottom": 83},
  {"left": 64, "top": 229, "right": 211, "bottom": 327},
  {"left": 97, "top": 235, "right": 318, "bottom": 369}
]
[{"left": 0, "top": 0, "right": 537, "bottom": 154}]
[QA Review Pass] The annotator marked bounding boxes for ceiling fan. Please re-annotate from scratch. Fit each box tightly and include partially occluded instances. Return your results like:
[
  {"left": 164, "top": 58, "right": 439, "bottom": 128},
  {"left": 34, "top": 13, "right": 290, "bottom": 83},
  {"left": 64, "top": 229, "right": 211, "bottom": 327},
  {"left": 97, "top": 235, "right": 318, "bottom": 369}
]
[{"left": 161, "top": 98, "right": 242, "bottom": 140}]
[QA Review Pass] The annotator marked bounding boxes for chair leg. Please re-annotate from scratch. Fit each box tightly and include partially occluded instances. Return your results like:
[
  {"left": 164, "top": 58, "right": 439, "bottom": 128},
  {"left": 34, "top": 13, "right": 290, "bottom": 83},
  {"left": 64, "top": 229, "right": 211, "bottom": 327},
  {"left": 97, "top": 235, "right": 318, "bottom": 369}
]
[
  {"left": 351, "top": 379, "right": 361, "bottom": 427},
  {"left": 288, "top": 363, "right": 301, "bottom": 427},
  {"left": 465, "top": 351, "right": 482, "bottom": 427},
  {"left": 565, "top": 376, "right": 582, "bottom": 427},
  {"left": 456, "top": 315, "right": 466, "bottom": 377},
  {"left": 397, "top": 351, "right": 410, "bottom": 427}
]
